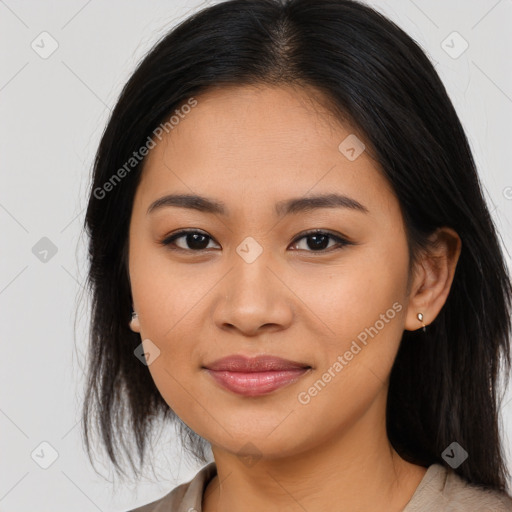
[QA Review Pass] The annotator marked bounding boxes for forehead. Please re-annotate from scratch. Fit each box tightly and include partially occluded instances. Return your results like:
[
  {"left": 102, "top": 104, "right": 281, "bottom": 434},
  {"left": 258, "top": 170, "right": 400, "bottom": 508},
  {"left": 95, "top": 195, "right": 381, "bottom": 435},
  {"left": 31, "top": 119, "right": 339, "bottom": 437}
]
[
  {"left": 159, "top": 83, "right": 357, "bottom": 157},
  {"left": 136, "top": 84, "right": 397, "bottom": 216}
]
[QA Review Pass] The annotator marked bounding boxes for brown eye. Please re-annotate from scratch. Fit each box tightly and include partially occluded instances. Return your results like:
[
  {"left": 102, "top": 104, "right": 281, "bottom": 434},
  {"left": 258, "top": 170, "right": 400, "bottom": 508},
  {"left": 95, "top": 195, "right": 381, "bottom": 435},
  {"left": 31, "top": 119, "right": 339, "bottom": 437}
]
[
  {"left": 290, "top": 230, "right": 351, "bottom": 252},
  {"left": 160, "top": 230, "right": 220, "bottom": 251}
]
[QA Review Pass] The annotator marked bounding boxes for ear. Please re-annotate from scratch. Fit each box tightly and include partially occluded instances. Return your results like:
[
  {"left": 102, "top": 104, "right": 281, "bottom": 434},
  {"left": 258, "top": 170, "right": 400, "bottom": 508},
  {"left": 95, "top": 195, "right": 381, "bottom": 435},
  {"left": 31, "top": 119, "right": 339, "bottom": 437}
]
[
  {"left": 129, "top": 309, "right": 141, "bottom": 333},
  {"left": 405, "top": 227, "right": 462, "bottom": 331}
]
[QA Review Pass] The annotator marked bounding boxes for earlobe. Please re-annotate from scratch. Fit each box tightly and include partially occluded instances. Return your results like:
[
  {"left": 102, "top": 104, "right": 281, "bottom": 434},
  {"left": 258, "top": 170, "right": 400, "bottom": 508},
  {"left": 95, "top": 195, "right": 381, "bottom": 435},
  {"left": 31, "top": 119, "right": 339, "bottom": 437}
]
[
  {"left": 130, "top": 310, "right": 141, "bottom": 333},
  {"left": 404, "top": 308, "right": 429, "bottom": 332},
  {"left": 404, "top": 227, "right": 462, "bottom": 332}
]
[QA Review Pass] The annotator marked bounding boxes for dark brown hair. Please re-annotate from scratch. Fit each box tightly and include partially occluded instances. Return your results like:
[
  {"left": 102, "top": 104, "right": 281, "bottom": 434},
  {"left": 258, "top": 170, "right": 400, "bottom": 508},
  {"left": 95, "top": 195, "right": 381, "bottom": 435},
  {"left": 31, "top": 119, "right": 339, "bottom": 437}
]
[{"left": 81, "top": 0, "right": 512, "bottom": 491}]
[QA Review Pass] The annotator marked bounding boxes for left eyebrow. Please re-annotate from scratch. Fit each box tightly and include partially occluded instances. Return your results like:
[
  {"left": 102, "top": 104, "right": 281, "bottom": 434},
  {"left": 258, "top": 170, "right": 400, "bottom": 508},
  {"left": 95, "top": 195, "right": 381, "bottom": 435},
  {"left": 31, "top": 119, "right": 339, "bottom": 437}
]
[
  {"left": 146, "top": 192, "right": 369, "bottom": 216},
  {"left": 274, "top": 193, "right": 369, "bottom": 216}
]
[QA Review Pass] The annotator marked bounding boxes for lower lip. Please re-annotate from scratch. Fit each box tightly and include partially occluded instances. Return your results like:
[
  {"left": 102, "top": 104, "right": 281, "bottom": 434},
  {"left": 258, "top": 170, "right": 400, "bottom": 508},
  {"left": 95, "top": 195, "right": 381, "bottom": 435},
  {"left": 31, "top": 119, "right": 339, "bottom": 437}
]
[{"left": 205, "top": 368, "right": 310, "bottom": 396}]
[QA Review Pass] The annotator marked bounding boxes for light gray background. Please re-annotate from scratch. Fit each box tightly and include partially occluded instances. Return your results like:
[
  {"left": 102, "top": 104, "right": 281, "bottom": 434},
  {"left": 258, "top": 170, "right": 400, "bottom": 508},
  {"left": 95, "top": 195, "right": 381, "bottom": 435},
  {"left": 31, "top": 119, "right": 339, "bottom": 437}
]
[{"left": 1, "top": 0, "right": 511, "bottom": 510}]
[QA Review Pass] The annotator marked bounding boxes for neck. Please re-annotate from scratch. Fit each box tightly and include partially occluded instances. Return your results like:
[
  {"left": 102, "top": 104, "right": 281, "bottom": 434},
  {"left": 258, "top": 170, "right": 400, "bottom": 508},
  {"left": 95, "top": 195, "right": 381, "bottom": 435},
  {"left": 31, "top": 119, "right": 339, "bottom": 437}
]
[{"left": 202, "top": 394, "right": 427, "bottom": 512}]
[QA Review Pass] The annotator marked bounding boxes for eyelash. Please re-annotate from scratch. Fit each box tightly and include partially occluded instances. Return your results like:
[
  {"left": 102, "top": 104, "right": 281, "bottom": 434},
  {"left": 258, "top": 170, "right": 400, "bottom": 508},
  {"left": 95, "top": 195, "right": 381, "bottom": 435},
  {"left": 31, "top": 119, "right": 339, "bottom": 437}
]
[{"left": 158, "top": 229, "right": 352, "bottom": 254}]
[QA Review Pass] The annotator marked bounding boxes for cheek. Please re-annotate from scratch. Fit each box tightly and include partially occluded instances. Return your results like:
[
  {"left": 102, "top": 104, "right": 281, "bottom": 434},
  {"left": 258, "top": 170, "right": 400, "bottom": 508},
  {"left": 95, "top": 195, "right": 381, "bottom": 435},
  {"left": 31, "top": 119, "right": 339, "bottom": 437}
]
[
  {"left": 129, "top": 234, "right": 205, "bottom": 338},
  {"left": 298, "top": 242, "right": 409, "bottom": 386},
  {"left": 128, "top": 238, "right": 204, "bottom": 389},
  {"left": 130, "top": 258, "right": 203, "bottom": 416},
  {"left": 293, "top": 249, "right": 408, "bottom": 339}
]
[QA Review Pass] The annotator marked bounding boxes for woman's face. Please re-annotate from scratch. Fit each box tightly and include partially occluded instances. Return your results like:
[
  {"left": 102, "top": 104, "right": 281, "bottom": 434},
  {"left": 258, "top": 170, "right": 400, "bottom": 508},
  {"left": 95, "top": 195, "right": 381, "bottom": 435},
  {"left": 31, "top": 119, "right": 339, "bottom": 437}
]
[{"left": 128, "top": 84, "right": 415, "bottom": 460}]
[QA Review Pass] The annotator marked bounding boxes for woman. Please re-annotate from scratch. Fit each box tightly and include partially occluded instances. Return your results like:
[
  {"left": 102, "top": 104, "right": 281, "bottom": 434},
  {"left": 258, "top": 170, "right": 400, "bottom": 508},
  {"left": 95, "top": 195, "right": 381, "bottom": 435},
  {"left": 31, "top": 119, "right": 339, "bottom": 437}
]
[{"left": 81, "top": 0, "right": 512, "bottom": 510}]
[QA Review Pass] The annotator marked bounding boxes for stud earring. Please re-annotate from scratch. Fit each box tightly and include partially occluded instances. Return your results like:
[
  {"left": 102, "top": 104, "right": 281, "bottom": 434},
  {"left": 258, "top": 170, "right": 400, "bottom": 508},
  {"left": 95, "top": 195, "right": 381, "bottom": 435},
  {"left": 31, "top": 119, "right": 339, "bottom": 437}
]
[
  {"left": 130, "top": 309, "right": 140, "bottom": 332},
  {"left": 417, "top": 312, "right": 426, "bottom": 332}
]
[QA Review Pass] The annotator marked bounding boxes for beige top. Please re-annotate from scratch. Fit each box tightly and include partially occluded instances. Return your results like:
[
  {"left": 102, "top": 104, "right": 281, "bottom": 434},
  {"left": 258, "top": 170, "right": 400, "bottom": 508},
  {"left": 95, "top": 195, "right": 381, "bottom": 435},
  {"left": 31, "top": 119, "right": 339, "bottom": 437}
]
[{"left": 128, "top": 462, "right": 512, "bottom": 511}]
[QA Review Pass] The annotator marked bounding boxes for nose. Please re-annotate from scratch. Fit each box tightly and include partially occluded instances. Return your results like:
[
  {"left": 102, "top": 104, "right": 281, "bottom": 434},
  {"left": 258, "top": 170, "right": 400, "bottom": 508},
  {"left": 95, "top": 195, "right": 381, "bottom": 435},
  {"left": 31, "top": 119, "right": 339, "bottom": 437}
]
[{"left": 213, "top": 250, "right": 294, "bottom": 337}]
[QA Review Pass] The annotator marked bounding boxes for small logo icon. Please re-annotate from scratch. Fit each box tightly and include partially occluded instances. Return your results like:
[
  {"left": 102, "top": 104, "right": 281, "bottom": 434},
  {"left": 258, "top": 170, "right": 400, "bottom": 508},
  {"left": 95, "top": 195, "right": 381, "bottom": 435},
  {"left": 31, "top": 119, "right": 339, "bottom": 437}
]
[
  {"left": 338, "top": 134, "right": 365, "bottom": 161},
  {"left": 32, "top": 237, "right": 58, "bottom": 263},
  {"left": 441, "top": 441, "right": 469, "bottom": 468},
  {"left": 134, "top": 338, "right": 161, "bottom": 366},
  {"left": 441, "top": 31, "right": 468, "bottom": 59},
  {"left": 236, "top": 236, "right": 263, "bottom": 264},
  {"left": 31, "top": 441, "right": 59, "bottom": 469},
  {"left": 31, "top": 31, "right": 59, "bottom": 59},
  {"left": 237, "top": 442, "right": 262, "bottom": 468}
]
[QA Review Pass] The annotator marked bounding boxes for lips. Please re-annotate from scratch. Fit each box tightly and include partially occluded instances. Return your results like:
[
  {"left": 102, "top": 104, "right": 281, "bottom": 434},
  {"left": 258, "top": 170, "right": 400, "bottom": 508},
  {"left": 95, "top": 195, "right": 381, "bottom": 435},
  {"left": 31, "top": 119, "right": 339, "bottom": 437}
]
[
  {"left": 204, "top": 354, "right": 311, "bottom": 372},
  {"left": 203, "top": 355, "right": 311, "bottom": 397}
]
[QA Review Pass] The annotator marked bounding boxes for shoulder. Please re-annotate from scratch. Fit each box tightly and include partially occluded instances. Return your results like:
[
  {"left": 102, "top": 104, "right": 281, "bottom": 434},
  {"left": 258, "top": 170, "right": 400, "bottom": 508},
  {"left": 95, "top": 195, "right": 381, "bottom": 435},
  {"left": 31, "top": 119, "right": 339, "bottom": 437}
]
[
  {"left": 442, "top": 467, "right": 512, "bottom": 511},
  {"left": 126, "top": 462, "right": 217, "bottom": 512},
  {"left": 405, "top": 463, "right": 512, "bottom": 512}
]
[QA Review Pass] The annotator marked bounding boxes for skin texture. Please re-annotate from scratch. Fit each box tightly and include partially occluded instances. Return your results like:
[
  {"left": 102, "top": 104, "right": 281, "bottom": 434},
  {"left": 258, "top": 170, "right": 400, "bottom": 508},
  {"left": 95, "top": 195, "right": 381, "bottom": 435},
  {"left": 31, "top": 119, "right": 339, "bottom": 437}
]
[{"left": 128, "top": 84, "right": 461, "bottom": 512}]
